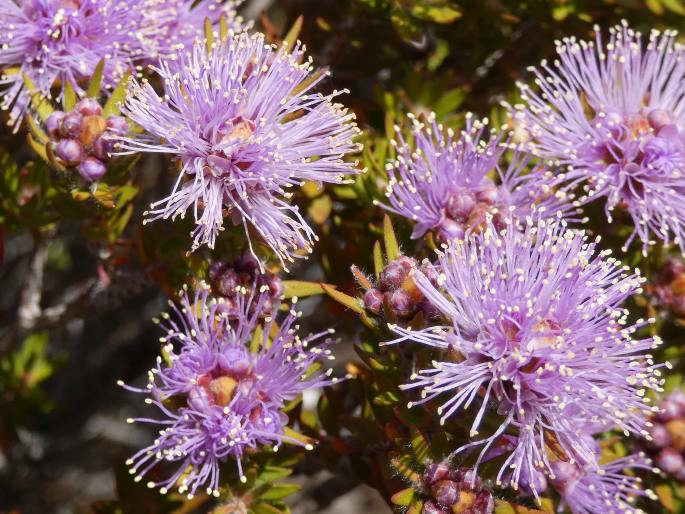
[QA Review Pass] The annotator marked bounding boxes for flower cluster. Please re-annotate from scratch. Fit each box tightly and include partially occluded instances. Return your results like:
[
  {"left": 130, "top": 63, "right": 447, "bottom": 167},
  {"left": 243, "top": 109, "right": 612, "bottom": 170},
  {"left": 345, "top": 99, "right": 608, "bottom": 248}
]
[
  {"left": 121, "top": 286, "right": 336, "bottom": 497},
  {"left": 385, "top": 217, "right": 663, "bottom": 497},
  {"left": 46, "top": 98, "right": 127, "bottom": 181},
  {"left": 141, "top": 0, "right": 246, "bottom": 60},
  {"left": 0, "top": 0, "right": 147, "bottom": 127},
  {"left": 208, "top": 251, "right": 284, "bottom": 318},
  {"left": 119, "top": 32, "right": 361, "bottom": 265},
  {"left": 647, "top": 390, "right": 685, "bottom": 481},
  {"left": 421, "top": 462, "right": 494, "bottom": 514},
  {"left": 360, "top": 255, "right": 440, "bottom": 322},
  {"left": 380, "top": 113, "right": 576, "bottom": 243},
  {"left": 510, "top": 22, "right": 685, "bottom": 254}
]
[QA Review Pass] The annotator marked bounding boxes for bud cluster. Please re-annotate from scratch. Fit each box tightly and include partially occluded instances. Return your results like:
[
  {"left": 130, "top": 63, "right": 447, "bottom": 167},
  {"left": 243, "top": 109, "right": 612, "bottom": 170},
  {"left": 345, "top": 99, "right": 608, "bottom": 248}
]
[
  {"left": 422, "top": 462, "right": 495, "bottom": 514},
  {"left": 361, "top": 255, "right": 440, "bottom": 321},
  {"left": 436, "top": 182, "right": 505, "bottom": 242},
  {"left": 647, "top": 390, "right": 685, "bottom": 481},
  {"left": 208, "top": 252, "right": 284, "bottom": 318},
  {"left": 45, "top": 98, "right": 128, "bottom": 182}
]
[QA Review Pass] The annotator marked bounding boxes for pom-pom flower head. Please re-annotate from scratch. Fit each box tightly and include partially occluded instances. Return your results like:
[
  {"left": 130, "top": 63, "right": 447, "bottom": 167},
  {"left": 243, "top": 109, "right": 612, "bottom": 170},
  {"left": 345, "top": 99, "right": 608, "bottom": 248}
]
[
  {"left": 0, "top": 0, "right": 149, "bottom": 128},
  {"left": 510, "top": 22, "right": 685, "bottom": 254},
  {"left": 121, "top": 285, "right": 337, "bottom": 497},
  {"left": 380, "top": 113, "right": 576, "bottom": 243},
  {"left": 385, "top": 217, "right": 663, "bottom": 493},
  {"left": 119, "top": 32, "right": 361, "bottom": 265},
  {"left": 142, "top": 0, "right": 247, "bottom": 59}
]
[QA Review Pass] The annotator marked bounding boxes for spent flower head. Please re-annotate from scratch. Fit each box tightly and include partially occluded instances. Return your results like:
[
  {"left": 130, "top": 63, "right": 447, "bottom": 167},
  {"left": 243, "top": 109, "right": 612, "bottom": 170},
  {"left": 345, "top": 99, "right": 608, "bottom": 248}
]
[
  {"left": 510, "top": 22, "right": 685, "bottom": 254},
  {"left": 119, "top": 32, "right": 361, "bottom": 266},
  {"left": 385, "top": 216, "right": 663, "bottom": 492},
  {"left": 380, "top": 113, "right": 577, "bottom": 243},
  {"left": 121, "top": 285, "right": 337, "bottom": 498}
]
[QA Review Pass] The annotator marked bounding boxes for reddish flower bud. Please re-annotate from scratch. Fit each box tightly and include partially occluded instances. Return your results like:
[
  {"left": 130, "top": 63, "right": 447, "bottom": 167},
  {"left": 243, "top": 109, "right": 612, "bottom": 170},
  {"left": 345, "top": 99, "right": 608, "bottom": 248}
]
[
  {"left": 45, "top": 111, "right": 65, "bottom": 138},
  {"left": 60, "top": 111, "right": 84, "bottom": 138},
  {"left": 431, "top": 480, "right": 460, "bottom": 507},
  {"left": 364, "top": 288, "right": 384, "bottom": 313},
  {"left": 76, "top": 98, "right": 103, "bottom": 116},
  {"left": 657, "top": 448, "right": 684, "bottom": 474}
]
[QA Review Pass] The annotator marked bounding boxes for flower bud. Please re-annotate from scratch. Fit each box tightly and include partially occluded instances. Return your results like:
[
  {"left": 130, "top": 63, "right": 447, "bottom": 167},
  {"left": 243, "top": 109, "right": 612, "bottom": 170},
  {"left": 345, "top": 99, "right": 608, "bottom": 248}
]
[
  {"left": 470, "top": 490, "right": 495, "bottom": 514},
  {"left": 92, "top": 135, "right": 114, "bottom": 160},
  {"left": 217, "top": 269, "right": 241, "bottom": 297},
  {"left": 650, "top": 423, "right": 671, "bottom": 448},
  {"left": 380, "top": 260, "right": 411, "bottom": 291},
  {"left": 218, "top": 346, "right": 252, "bottom": 377},
  {"left": 188, "top": 385, "right": 212, "bottom": 411},
  {"left": 105, "top": 115, "right": 129, "bottom": 135},
  {"left": 446, "top": 190, "right": 476, "bottom": 220},
  {"left": 234, "top": 251, "right": 260, "bottom": 274},
  {"left": 424, "top": 462, "right": 451, "bottom": 486},
  {"left": 388, "top": 289, "right": 416, "bottom": 318},
  {"left": 76, "top": 97, "right": 103, "bottom": 116},
  {"left": 657, "top": 448, "right": 684, "bottom": 474},
  {"left": 423, "top": 501, "right": 448, "bottom": 514},
  {"left": 666, "top": 419, "right": 685, "bottom": 451},
  {"left": 363, "top": 288, "right": 384, "bottom": 314},
  {"left": 77, "top": 157, "right": 107, "bottom": 181},
  {"left": 55, "top": 139, "right": 83, "bottom": 165},
  {"left": 475, "top": 183, "right": 499, "bottom": 205},
  {"left": 45, "top": 111, "right": 65, "bottom": 138},
  {"left": 209, "top": 261, "right": 229, "bottom": 282},
  {"left": 431, "top": 480, "right": 460, "bottom": 507},
  {"left": 269, "top": 276, "right": 284, "bottom": 298},
  {"left": 60, "top": 111, "right": 84, "bottom": 138},
  {"left": 438, "top": 219, "right": 465, "bottom": 242}
]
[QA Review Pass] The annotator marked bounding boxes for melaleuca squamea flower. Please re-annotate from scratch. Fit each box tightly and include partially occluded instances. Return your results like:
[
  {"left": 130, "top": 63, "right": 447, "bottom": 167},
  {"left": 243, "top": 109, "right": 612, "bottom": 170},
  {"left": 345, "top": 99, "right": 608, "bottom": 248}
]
[
  {"left": 0, "top": 0, "right": 148, "bottom": 128},
  {"left": 551, "top": 454, "right": 655, "bottom": 514},
  {"left": 118, "top": 33, "right": 361, "bottom": 266},
  {"left": 141, "top": 0, "right": 247, "bottom": 60},
  {"left": 120, "top": 285, "right": 337, "bottom": 498},
  {"left": 384, "top": 217, "right": 663, "bottom": 492},
  {"left": 509, "top": 22, "right": 685, "bottom": 255},
  {"left": 379, "top": 113, "right": 577, "bottom": 243}
]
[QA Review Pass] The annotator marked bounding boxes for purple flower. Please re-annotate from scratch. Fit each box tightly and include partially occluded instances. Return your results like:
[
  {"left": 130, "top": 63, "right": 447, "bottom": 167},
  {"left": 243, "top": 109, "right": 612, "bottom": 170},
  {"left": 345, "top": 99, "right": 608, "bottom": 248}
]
[
  {"left": 0, "top": 0, "right": 147, "bottom": 128},
  {"left": 141, "top": 0, "right": 247, "bottom": 59},
  {"left": 380, "top": 113, "right": 577, "bottom": 242},
  {"left": 121, "top": 285, "right": 337, "bottom": 498},
  {"left": 551, "top": 454, "right": 655, "bottom": 514},
  {"left": 118, "top": 33, "right": 361, "bottom": 266},
  {"left": 385, "top": 217, "right": 663, "bottom": 492},
  {"left": 509, "top": 23, "right": 685, "bottom": 255}
]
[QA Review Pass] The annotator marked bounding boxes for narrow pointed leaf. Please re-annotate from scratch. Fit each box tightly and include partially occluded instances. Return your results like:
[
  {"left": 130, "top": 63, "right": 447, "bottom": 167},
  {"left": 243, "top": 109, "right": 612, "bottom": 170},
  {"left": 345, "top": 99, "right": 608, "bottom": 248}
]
[
  {"left": 26, "top": 115, "right": 48, "bottom": 144},
  {"left": 321, "top": 283, "right": 364, "bottom": 314},
  {"left": 391, "top": 488, "right": 415, "bottom": 506},
  {"left": 284, "top": 15, "right": 304, "bottom": 52},
  {"left": 373, "top": 241, "right": 384, "bottom": 279},
  {"left": 205, "top": 17, "right": 214, "bottom": 53},
  {"left": 103, "top": 70, "right": 131, "bottom": 117},
  {"left": 22, "top": 73, "right": 53, "bottom": 121},
  {"left": 383, "top": 214, "right": 399, "bottom": 260},
  {"left": 63, "top": 81, "right": 77, "bottom": 111},
  {"left": 219, "top": 13, "right": 229, "bottom": 40},
  {"left": 282, "top": 280, "right": 328, "bottom": 298},
  {"left": 86, "top": 59, "right": 106, "bottom": 98}
]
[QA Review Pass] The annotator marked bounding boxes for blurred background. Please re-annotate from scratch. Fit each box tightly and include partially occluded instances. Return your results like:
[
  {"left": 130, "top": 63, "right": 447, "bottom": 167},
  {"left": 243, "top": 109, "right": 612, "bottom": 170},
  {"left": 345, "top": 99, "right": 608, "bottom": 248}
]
[{"left": 2, "top": 0, "right": 685, "bottom": 512}]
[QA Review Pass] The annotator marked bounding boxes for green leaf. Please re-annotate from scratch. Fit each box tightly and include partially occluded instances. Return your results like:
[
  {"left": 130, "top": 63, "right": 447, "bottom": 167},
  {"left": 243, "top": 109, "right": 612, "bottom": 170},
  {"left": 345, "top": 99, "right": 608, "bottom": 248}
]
[
  {"left": 391, "top": 488, "right": 415, "bottom": 507},
  {"left": 321, "top": 283, "right": 364, "bottom": 314},
  {"left": 282, "top": 426, "right": 316, "bottom": 448},
  {"left": 22, "top": 73, "right": 53, "bottom": 121},
  {"left": 205, "top": 17, "right": 215, "bottom": 53},
  {"left": 259, "top": 483, "right": 301, "bottom": 501},
  {"left": 251, "top": 503, "right": 285, "bottom": 514},
  {"left": 434, "top": 88, "right": 466, "bottom": 118},
  {"left": 283, "top": 15, "right": 304, "bottom": 52},
  {"left": 373, "top": 241, "right": 384, "bottom": 279},
  {"left": 646, "top": 0, "right": 665, "bottom": 14},
  {"left": 411, "top": 5, "right": 462, "bottom": 24},
  {"left": 410, "top": 427, "right": 430, "bottom": 465},
  {"left": 103, "top": 70, "right": 131, "bottom": 117},
  {"left": 63, "top": 81, "right": 77, "bottom": 111},
  {"left": 86, "top": 59, "right": 106, "bottom": 98},
  {"left": 383, "top": 214, "right": 399, "bottom": 261},
  {"left": 219, "top": 13, "right": 230, "bottom": 40},
  {"left": 282, "top": 280, "right": 328, "bottom": 298},
  {"left": 662, "top": 0, "right": 685, "bottom": 14},
  {"left": 258, "top": 466, "right": 293, "bottom": 483}
]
